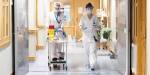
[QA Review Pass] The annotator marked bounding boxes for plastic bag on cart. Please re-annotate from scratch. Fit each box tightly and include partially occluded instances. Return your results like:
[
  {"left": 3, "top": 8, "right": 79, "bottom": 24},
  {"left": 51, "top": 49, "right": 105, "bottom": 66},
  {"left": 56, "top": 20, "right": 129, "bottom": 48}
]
[{"left": 55, "top": 28, "right": 67, "bottom": 40}]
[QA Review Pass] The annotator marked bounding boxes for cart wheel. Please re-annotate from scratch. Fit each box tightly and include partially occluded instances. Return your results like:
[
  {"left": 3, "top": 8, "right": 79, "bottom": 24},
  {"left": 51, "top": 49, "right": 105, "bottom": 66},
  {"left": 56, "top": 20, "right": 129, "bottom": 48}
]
[
  {"left": 63, "top": 64, "right": 65, "bottom": 70},
  {"left": 48, "top": 63, "right": 51, "bottom": 71},
  {"left": 65, "top": 66, "right": 67, "bottom": 71},
  {"left": 48, "top": 63, "right": 50, "bottom": 66},
  {"left": 49, "top": 66, "right": 51, "bottom": 71}
]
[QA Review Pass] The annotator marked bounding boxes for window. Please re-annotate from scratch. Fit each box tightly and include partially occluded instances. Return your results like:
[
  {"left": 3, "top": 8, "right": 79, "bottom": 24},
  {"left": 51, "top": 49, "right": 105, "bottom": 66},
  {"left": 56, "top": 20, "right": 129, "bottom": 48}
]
[{"left": 0, "top": 0, "right": 11, "bottom": 48}]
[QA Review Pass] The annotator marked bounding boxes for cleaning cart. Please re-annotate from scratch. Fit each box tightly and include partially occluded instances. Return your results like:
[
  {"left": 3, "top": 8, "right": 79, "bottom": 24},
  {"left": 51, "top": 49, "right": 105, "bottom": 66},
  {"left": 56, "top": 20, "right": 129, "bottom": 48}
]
[
  {"left": 48, "top": 25, "right": 68, "bottom": 71},
  {"left": 48, "top": 39, "right": 68, "bottom": 71}
]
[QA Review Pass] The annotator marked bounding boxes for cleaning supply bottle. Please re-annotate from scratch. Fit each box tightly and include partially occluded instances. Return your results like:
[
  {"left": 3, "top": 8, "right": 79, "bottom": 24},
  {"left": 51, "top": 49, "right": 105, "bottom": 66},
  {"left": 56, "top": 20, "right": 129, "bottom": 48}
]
[{"left": 48, "top": 24, "right": 55, "bottom": 41}]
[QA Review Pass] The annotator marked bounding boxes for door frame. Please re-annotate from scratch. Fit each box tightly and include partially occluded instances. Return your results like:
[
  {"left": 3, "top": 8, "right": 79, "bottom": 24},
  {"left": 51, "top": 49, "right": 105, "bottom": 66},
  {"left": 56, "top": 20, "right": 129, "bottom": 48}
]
[
  {"left": 12, "top": 0, "right": 15, "bottom": 74},
  {"left": 11, "top": 0, "right": 147, "bottom": 75},
  {"left": 137, "top": 0, "right": 147, "bottom": 74},
  {"left": 130, "top": 0, "right": 147, "bottom": 74},
  {"left": 12, "top": 0, "right": 29, "bottom": 75},
  {"left": 129, "top": 0, "right": 132, "bottom": 74}
]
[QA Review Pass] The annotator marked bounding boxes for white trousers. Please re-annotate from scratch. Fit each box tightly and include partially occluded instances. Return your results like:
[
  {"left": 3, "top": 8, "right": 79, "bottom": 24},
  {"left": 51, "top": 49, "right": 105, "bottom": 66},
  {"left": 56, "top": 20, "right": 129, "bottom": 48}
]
[{"left": 83, "top": 37, "right": 97, "bottom": 67}]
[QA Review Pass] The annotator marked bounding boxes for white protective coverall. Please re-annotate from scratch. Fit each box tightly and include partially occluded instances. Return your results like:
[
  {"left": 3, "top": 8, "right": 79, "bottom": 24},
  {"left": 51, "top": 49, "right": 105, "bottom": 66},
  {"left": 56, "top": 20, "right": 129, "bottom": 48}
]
[
  {"left": 49, "top": 11, "right": 65, "bottom": 59},
  {"left": 79, "top": 15, "right": 100, "bottom": 67}
]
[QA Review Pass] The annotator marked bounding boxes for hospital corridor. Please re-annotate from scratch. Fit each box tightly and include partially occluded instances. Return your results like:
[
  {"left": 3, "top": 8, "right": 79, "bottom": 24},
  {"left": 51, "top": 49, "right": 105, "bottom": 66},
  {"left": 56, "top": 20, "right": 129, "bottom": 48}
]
[
  {"left": 0, "top": 0, "right": 149, "bottom": 75},
  {"left": 26, "top": 39, "right": 122, "bottom": 75}
]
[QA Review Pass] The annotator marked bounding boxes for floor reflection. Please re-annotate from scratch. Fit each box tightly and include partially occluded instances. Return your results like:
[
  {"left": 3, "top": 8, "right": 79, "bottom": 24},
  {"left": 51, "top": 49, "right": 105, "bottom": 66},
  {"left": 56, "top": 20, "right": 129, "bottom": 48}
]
[{"left": 26, "top": 42, "right": 122, "bottom": 75}]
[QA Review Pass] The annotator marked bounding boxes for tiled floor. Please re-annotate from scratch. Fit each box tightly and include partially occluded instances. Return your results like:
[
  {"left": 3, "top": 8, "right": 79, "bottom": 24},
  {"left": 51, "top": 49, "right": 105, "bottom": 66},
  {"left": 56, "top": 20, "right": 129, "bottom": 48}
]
[{"left": 26, "top": 41, "right": 123, "bottom": 75}]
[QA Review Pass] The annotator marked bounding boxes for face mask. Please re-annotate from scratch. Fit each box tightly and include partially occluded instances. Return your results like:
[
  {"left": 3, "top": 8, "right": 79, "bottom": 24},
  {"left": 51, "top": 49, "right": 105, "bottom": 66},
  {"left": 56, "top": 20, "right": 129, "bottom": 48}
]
[{"left": 86, "top": 9, "right": 92, "bottom": 14}]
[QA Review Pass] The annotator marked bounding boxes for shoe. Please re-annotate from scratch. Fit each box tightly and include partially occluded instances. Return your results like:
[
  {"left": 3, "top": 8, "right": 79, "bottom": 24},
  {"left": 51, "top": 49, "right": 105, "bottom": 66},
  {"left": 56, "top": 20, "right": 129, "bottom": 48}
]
[
  {"left": 59, "top": 57, "right": 64, "bottom": 60},
  {"left": 91, "top": 68, "right": 95, "bottom": 71},
  {"left": 90, "top": 65, "right": 95, "bottom": 71},
  {"left": 52, "top": 57, "right": 58, "bottom": 61}
]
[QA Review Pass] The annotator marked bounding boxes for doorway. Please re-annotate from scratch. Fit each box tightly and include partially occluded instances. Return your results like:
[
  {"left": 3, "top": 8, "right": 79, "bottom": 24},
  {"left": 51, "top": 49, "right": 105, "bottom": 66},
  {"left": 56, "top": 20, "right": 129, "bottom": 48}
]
[{"left": 12, "top": 0, "right": 132, "bottom": 75}]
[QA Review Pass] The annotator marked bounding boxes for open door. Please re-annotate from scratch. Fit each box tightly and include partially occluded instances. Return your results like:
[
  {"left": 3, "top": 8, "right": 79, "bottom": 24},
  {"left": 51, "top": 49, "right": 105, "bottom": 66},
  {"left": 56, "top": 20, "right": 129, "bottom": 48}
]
[{"left": 13, "top": 0, "right": 29, "bottom": 75}]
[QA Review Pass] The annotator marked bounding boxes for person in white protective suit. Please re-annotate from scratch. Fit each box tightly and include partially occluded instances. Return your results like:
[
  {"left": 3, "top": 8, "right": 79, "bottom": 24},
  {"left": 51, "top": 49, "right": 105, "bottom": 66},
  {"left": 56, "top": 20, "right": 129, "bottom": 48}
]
[
  {"left": 49, "top": 2, "right": 66, "bottom": 69},
  {"left": 79, "top": 3, "right": 100, "bottom": 71}
]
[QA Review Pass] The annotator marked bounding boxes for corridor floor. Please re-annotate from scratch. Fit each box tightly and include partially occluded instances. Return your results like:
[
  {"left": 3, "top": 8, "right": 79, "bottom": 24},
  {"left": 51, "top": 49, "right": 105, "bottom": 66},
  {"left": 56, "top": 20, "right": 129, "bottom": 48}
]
[{"left": 26, "top": 41, "right": 123, "bottom": 75}]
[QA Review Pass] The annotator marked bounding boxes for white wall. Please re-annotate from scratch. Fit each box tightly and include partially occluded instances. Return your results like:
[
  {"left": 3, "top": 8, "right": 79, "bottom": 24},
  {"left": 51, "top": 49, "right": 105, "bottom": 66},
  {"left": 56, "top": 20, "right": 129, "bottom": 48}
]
[
  {"left": 28, "top": 0, "right": 49, "bottom": 53},
  {"left": 110, "top": 0, "right": 116, "bottom": 41},
  {"left": 38, "top": 0, "right": 45, "bottom": 25},
  {"left": 37, "top": 0, "right": 48, "bottom": 47},
  {"left": 28, "top": 0, "right": 36, "bottom": 26},
  {"left": 0, "top": 44, "right": 12, "bottom": 75},
  {"left": 28, "top": 0, "right": 37, "bottom": 57},
  {"left": 29, "top": 33, "right": 37, "bottom": 57},
  {"left": 147, "top": 0, "right": 150, "bottom": 74},
  {"left": 43, "top": 0, "right": 49, "bottom": 26}
]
